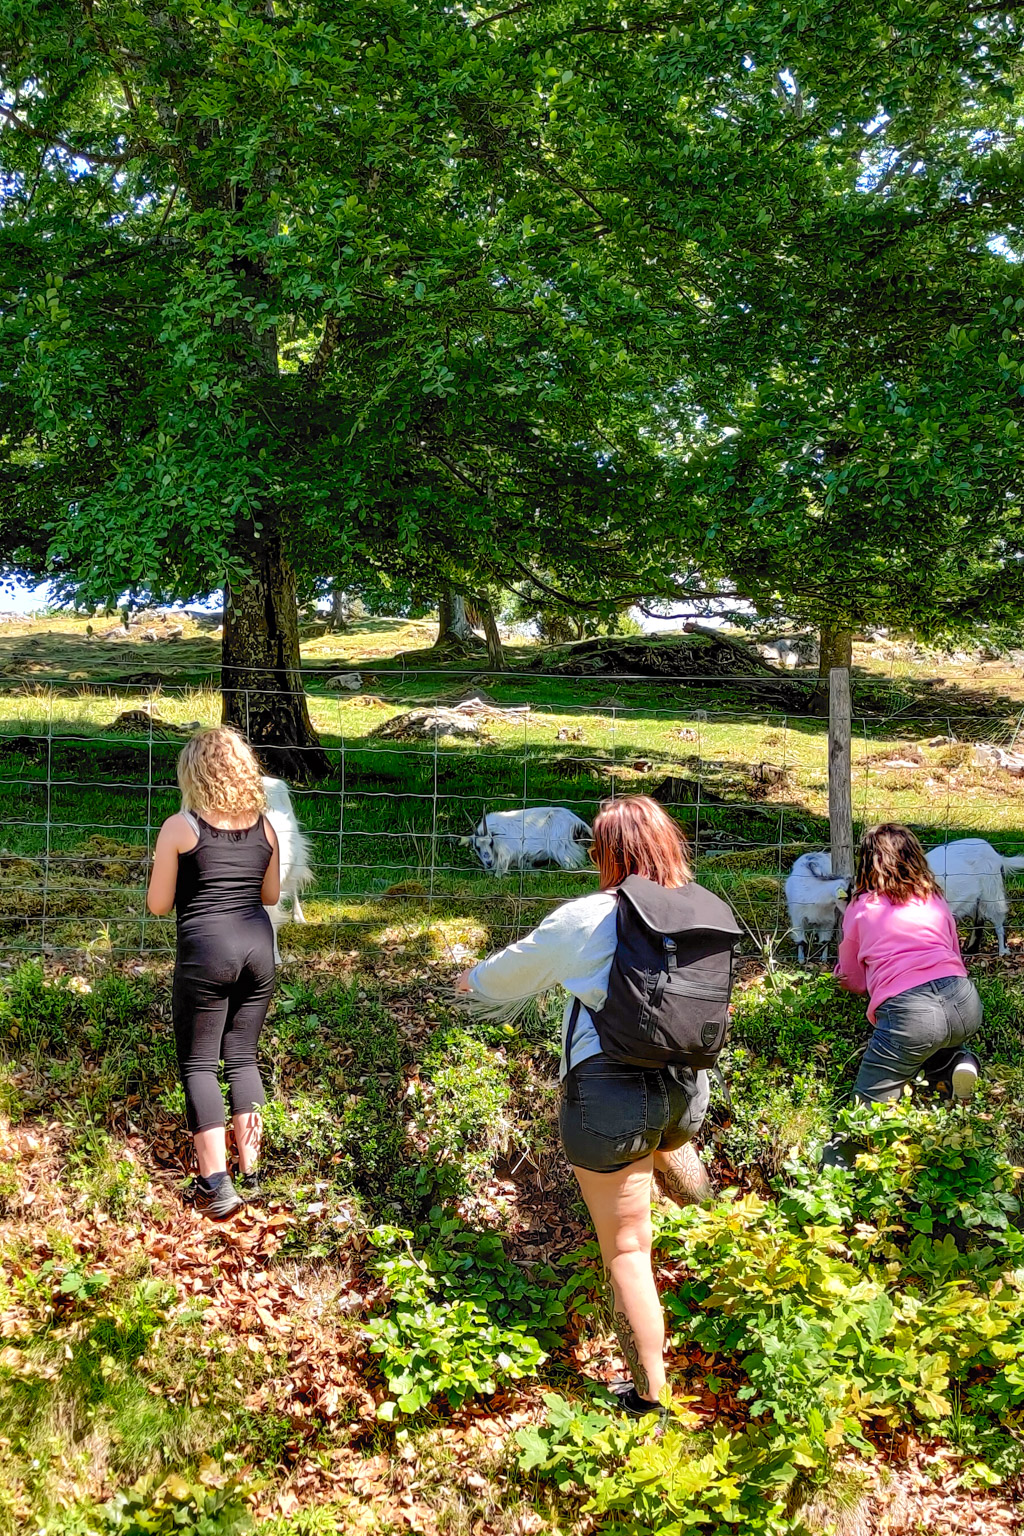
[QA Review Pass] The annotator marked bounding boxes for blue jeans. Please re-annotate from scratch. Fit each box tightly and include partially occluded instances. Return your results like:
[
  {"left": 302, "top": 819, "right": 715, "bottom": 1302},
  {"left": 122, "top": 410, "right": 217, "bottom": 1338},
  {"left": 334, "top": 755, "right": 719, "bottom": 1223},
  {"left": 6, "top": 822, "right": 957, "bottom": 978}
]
[{"left": 853, "top": 975, "right": 983, "bottom": 1104}]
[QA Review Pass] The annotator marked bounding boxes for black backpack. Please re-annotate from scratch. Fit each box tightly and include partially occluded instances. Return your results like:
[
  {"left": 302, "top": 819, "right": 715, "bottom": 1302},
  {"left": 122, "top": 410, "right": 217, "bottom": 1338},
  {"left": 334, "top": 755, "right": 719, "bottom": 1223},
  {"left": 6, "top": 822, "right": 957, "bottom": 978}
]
[{"left": 568, "top": 875, "right": 743, "bottom": 1071}]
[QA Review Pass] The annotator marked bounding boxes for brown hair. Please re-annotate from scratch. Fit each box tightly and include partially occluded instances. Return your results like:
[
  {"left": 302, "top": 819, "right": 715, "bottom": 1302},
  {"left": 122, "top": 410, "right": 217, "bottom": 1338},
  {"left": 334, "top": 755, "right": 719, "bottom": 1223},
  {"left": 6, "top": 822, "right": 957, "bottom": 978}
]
[
  {"left": 591, "top": 795, "right": 692, "bottom": 890},
  {"left": 177, "top": 727, "right": 267, "bottom": 821},
  {"left": 854, "top": 823, "right": 941, "bottom": 904}
]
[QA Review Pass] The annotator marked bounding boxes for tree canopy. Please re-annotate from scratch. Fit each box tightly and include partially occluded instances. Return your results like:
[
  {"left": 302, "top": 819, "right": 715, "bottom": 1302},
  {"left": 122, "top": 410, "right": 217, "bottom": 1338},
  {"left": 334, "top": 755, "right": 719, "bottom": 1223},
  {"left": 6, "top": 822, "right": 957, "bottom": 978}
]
[
  {"left": 653, "top": 3, "right": 1024, "bottom": 669},
  {"left": 2, "top": 0, "right": 1023, "bottom": 756}
]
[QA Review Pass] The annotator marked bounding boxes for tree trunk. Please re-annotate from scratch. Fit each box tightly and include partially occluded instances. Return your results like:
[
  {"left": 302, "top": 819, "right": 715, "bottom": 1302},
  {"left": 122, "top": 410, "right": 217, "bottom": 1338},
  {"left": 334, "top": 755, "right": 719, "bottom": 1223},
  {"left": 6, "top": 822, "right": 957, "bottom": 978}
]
[
  {"left": 478, "top": 597, "right": 506, "bottom": 669},
  {"left": 435, "top": 586, "right": 480, "bottom": 646},
  {"left": 329, "top": 589, "right": 348, "bottom": 632},
  {"left": 811, "top": 621, "right": 854, "bottom": 714},
  {"left": 222, "top": 530, "right": 331, "bottom": 782}
]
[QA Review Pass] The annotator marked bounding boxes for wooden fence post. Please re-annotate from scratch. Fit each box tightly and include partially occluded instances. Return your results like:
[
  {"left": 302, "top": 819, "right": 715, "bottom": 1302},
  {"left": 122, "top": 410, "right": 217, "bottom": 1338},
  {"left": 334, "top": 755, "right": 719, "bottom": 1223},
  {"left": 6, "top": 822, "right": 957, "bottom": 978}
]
[{"left": 829, "top": 666, "right": 854, "bottom": 882}]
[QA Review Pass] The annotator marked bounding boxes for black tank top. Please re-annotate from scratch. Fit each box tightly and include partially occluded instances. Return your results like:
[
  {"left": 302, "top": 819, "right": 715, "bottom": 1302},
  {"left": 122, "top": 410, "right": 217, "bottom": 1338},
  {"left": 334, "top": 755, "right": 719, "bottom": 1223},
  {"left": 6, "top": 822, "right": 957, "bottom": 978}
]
[{"left": 175, "top": 813, "right": 273, "bottom": 929}]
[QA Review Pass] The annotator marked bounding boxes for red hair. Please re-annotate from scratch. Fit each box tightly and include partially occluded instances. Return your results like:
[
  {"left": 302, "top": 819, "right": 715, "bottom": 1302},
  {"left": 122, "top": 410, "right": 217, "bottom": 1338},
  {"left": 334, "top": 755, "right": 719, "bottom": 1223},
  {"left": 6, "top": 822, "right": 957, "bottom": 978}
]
[{"left": 592, "top": 795, "right": 692, "bottom": 890}]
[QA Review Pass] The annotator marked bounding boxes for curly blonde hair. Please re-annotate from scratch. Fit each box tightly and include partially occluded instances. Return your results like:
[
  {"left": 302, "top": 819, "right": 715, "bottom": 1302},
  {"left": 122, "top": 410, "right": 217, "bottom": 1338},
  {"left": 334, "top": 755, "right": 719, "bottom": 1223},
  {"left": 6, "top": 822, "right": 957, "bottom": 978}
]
[{"left": 177, "top": 727, "right": 267, "bottom": 821}]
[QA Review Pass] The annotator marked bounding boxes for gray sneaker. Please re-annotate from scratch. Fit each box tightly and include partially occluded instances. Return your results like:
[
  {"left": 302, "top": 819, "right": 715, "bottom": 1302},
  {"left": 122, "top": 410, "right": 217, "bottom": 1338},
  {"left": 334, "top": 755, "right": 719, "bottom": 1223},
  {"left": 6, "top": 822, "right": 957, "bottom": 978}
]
[
  {"left": 236, "top": 1171, "right": 262, "bottom": 1203},
  {"left": 187, "top": 1175, "right": 244, "bottom": 1220}
]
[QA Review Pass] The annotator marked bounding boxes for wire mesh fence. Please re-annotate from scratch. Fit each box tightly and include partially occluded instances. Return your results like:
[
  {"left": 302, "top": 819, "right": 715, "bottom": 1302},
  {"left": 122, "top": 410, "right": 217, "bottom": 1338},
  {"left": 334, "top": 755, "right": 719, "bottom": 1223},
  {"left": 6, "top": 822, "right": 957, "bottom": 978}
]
[{"left": 1, "top": 662, "right": 1023, "bottom": 969}]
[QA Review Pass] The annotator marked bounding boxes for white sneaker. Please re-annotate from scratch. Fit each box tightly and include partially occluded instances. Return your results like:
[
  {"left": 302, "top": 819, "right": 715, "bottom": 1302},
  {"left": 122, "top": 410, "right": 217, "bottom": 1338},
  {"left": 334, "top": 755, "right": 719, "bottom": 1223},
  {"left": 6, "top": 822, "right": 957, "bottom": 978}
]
[{"left": 951, "top": 1053, "right": 981, "bottom": 1101}]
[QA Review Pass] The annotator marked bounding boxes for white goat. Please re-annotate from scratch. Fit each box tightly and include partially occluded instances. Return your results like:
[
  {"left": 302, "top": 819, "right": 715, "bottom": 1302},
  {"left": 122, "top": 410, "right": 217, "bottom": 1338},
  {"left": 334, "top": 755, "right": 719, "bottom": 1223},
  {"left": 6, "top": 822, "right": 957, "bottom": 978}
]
[
  {"left": 262, "top": 776, "right": 314, "bottom": 963},
  {"left": 926, "top": 838, "right": 1024, "bottom": 956},
  {"left": 757, "top": 634, "right": 820, "bottom": 671},
  {"left": 461, "top": 807, "right": 592, "bottom": 876},
  {"left": 785, "top": 852, "right": 850, "bottom": 962}
]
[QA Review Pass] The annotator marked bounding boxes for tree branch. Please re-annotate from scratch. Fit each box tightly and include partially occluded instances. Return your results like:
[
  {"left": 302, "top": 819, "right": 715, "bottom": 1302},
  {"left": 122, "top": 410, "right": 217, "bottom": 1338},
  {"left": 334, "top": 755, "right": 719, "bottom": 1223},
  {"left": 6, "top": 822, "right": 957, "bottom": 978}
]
[
  {"left": 635, "top": 600, "right": 748, "bottom": 620},
  {"left": 0, "top": 104, "right": 132, "bottom": 166},
  {"left": 306, "top": 313, "right": 342, "bottom": 388},
  {"left": 429, "top": 448, "right": 487, "bottom": 496},
  {"left": 496, "top": 554, "right": 682, "bottom": 612},
  {"left": 61, "top": 235, "right": 187, "bottom": 280},
  {"left": 473, "top": 1, "right": 542, "bottom": 24}
]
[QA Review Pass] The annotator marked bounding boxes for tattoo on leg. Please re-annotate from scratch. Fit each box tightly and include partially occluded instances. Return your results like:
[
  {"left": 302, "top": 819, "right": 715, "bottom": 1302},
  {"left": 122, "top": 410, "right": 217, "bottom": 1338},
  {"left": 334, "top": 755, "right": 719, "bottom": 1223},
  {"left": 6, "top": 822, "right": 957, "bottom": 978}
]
[
  {"left": 613, "top": 1308, "right": 650, "bottom": 1399},
  {"left": 656, "top": 1144, "right": 713, "bottom": 1207}
]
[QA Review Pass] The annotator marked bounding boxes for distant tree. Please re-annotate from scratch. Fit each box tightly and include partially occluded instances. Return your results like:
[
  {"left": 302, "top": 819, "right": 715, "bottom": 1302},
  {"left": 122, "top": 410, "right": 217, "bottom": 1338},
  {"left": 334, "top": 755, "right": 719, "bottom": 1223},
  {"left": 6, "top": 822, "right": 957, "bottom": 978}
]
[{"left": 638, "top": 3, "right": 1024, "bottom": 702}]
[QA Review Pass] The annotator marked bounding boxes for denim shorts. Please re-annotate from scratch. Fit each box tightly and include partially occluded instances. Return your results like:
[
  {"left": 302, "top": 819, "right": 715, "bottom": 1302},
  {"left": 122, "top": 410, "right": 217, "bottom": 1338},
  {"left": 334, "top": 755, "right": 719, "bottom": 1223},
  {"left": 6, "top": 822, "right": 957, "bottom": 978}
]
[
  {"left": 854, "top": 974, "right": 983, "bottom": 1104},
  {"left": 559, "top": 1053, "right": 710, "bottom": 1173}
]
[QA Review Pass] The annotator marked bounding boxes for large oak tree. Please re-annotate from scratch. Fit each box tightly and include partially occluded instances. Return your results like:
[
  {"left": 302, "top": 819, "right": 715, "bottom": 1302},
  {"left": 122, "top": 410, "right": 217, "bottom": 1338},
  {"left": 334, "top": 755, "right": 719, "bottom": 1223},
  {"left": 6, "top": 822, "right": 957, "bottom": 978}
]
[
  {"left": 0, "top": 1, "right": 686, "bottom": 775},
  {"left": 3, "top": 0, "right": 1024, "bottom": 758}
]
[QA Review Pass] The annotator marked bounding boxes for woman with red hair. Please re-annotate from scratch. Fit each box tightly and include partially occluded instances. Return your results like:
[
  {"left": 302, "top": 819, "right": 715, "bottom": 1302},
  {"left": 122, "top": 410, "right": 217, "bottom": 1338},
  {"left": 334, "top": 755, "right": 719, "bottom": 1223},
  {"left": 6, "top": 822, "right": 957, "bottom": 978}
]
[{"left": 457, "top": 794, "right": 734, "bottom": 1417}]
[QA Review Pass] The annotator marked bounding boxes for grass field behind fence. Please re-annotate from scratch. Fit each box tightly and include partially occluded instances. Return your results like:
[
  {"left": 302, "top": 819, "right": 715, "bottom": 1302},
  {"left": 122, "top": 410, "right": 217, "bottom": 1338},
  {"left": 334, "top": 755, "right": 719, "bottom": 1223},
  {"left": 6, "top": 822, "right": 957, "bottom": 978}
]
[{"left": 0, "top": 615, "right": 1023, "bottom": 961}]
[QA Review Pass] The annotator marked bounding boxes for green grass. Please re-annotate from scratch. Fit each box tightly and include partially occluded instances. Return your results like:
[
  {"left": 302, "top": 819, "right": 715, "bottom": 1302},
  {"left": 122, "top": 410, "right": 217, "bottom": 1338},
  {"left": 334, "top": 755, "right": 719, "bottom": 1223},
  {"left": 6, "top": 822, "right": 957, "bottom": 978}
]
[{"left": 0, "top": 616, "right": 1023, "bottom": 965}]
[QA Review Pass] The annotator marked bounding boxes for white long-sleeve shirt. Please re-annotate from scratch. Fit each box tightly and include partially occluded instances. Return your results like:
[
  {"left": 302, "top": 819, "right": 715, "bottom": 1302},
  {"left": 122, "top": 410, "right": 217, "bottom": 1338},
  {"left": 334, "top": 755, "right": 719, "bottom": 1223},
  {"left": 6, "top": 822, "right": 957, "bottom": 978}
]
[{"left": 465, "top": 892, "right": 618, "bottom": 1077}]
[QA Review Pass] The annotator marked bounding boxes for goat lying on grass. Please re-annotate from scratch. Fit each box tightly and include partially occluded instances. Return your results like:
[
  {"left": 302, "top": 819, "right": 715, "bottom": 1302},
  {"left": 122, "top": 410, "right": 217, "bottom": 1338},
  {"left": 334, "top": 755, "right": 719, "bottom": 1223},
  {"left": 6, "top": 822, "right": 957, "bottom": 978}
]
[
  {"left": 461, "top": 807, "right": 592, "bottom": 875},
  {"left": 262, "top": 776, "right": 314, "bottom": 963},
  {"left": 926, "top": 837, "right": 1024, "bottom": 956},
  {"left": 785, "top": 851, "right": 850, "bottom": 962}
]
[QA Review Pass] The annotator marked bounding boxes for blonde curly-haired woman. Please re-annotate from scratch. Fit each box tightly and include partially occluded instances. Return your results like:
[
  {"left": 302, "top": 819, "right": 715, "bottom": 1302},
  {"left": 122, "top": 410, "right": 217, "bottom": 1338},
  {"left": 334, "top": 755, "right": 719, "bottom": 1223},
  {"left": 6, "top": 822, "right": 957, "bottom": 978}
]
[{"left": 147, "top": 727, "right": 281, "bottom": 1217}]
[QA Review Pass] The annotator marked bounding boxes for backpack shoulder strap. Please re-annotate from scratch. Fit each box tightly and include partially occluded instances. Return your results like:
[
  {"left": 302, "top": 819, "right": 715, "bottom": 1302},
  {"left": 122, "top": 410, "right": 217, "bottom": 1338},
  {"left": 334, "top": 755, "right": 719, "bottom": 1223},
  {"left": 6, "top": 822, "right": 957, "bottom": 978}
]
[{"left": 565, "top": 996, "right": 582, "bottom": 1068}]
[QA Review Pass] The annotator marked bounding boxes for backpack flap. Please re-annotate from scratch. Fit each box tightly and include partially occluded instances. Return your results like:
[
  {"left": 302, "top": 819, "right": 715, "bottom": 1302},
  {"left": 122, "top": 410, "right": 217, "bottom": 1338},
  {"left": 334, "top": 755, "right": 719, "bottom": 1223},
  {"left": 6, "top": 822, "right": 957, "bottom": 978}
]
[{"left": 592, "top": 876, "right": 742, "bottom": 1071}]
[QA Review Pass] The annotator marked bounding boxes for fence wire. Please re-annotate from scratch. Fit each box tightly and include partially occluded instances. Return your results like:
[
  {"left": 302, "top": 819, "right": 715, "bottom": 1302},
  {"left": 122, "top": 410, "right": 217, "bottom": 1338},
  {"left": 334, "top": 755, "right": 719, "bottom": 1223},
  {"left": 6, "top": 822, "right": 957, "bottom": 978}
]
[{"left": 0, "top": 664, "right": 1021, "bottom": 970}]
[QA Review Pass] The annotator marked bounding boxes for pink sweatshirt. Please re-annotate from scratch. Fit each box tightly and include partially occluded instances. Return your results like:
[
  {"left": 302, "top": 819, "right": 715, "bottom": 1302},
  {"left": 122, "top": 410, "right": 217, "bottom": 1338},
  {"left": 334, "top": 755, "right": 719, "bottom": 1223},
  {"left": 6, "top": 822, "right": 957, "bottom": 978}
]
[{"left": 834, "top": 892, "right": 967, "bottom": 1023}]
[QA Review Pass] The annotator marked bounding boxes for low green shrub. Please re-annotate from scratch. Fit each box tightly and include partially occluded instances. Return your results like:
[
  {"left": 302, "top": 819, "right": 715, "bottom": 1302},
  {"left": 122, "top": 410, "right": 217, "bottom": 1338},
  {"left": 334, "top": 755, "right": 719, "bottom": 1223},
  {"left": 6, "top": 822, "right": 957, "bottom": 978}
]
[
  {"left": 366, "top": 1218, "right": 567, "bottom": 1415},
  {"left": 712, "top": 972, "right": 868, "bottom": 1178},
  {"left": 101, "top": 1467, "right": 252, "bottom": 1536},
  {"left": 655, "top": 1101, "right": 1024, "bottom": 1479},
  {"left": 783, "top": 1097, "right": 1023, "bottom": 1243},
  {"left": 269, "top": 980, "right": 401, "bottom": 1081},
  {"left": 408, "top": 1027, "right": 513, "bottom": 1195},
  {"left": 728, "top": 971, "right": 865, "bottom": 1080},
  {"left": 972, "top": 976, "right": 1024, "bottom": 1073},
  {"left": 517, "top": 1393, "right": 818, "bottom": 1535},
  {"left": 2, "top": 1258, "right": 176, "bottom": 1413},
  {"left": 0, "top": 964, "right": 173, "bottom": 1129},
  {"left": 260, "top": 979, "right": 407, "bottom": 1219},
  {"left": 0, "top": 963, "right": 82, "bottom": 1052},
  {"left": 0, "top": 1249, "right": 224, "bottom": 1532},
  {"left": 64, "top": 1127, "right": 152, "bottom": 1220},
  {"left": 714, "top": 1055, "right": 832, "bottom": 1178}
]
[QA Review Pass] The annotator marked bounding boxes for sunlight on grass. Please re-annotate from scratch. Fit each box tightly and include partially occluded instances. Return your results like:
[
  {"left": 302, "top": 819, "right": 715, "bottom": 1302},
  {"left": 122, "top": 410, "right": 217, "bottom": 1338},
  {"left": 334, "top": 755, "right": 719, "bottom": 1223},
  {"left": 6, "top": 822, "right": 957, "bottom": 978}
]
[{"left": 0, "top": 619, "right": 1021, "bottom": 966}]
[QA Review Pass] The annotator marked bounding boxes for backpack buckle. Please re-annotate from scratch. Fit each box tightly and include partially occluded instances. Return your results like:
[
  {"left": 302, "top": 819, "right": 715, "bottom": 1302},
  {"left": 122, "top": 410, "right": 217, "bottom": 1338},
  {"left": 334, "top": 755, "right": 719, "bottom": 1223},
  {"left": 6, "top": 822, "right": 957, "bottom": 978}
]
[{"left": 663, "top": 936, "right": 677, "bottom": 969}]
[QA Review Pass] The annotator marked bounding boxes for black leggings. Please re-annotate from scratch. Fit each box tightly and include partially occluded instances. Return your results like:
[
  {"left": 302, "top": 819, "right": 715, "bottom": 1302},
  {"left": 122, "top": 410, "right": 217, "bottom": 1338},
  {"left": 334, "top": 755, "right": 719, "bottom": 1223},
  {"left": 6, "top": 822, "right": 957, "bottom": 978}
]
[{"left": 172, "top": 912, "right": 276, "bottom": 1134}]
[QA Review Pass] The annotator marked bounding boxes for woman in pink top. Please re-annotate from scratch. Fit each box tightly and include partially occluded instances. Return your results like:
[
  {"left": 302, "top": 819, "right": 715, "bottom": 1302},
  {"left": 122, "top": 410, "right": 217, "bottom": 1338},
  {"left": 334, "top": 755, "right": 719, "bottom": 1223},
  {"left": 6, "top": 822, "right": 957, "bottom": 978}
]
[{"left": 834, "top": 824, "right": 982, "bottom": 1108}]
